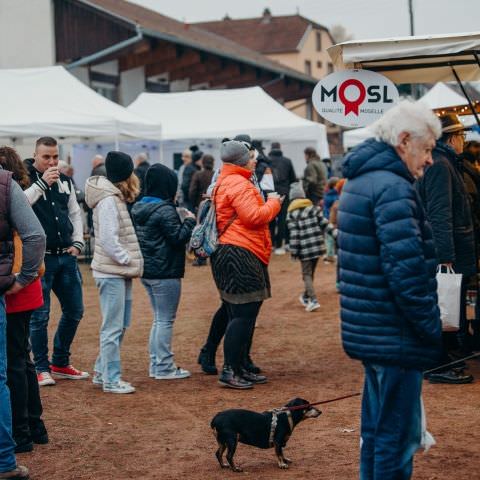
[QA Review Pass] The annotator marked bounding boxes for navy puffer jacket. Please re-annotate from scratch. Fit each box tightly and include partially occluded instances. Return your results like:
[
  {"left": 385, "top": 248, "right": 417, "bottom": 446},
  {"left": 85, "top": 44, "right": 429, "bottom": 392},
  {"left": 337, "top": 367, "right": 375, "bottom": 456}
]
[{"left": 338, "top": 139, "right": 442, "bottom": 369}]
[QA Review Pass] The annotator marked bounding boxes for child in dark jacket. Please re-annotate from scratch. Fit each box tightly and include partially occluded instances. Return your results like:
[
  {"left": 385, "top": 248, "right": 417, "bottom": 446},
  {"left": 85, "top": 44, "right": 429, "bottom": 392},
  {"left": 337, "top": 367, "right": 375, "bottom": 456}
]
[
  {"left": 286, "top": 182, "right": 329, "bottom": 312},
  {"left": 131, "top": 164, "right": 196, "bottom": 380}
]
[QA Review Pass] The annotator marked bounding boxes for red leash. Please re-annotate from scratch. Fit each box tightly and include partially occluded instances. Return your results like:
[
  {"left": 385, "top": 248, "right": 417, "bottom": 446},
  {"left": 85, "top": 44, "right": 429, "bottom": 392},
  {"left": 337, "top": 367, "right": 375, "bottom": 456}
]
[{"left": 279, "top": 392, "right": 361, "bottom": 412}]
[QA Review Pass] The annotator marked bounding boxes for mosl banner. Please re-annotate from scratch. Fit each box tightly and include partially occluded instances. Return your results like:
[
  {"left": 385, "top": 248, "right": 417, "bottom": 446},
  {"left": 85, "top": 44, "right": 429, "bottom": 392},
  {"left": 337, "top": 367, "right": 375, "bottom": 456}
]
[{"left": 312, "top": 69, "right": 399, "bottom": 128}]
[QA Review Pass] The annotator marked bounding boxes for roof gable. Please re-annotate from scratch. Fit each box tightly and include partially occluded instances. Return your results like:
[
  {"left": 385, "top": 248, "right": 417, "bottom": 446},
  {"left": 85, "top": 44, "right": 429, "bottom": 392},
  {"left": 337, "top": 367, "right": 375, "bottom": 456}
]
[{"left": 196, "top": 14, "right": 332, "bottom": 54}]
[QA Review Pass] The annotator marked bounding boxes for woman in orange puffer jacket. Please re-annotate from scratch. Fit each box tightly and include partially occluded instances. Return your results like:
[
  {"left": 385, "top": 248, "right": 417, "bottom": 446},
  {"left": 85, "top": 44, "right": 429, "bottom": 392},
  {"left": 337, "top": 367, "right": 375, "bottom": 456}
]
[{"left": 211, "top": 140, "right": 281, "bottom": 389}]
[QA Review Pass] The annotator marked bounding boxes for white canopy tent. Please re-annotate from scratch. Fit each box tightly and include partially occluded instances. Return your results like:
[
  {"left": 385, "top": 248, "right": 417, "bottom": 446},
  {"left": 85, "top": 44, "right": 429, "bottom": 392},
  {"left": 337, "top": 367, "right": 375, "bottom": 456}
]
[
  {"left": 128, "top": 87, "right": 330, "bottom": 175},
  {"left": 0, "top": 66, "right": 162, "bottom": 140},
  {"left": 327, "top": 31, "right": 480, "bottom": 84}
]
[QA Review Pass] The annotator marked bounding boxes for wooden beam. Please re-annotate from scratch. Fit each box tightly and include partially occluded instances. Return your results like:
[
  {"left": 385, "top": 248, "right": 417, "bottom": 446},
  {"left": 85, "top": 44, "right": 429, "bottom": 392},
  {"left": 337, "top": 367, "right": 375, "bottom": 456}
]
[
  {"left": 146, "top": 49, "right": 202, "bottom": 77},
  {"left": 119, "top": 41, "right": 176, "bottom": 71}
]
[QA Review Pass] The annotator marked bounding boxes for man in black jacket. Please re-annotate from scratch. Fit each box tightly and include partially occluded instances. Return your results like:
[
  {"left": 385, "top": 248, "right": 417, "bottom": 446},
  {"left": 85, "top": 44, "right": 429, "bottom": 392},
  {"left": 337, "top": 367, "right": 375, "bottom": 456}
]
[
  {"left": 133, "top": 152, "right": 150, "bottom": 200},
  {"left": 26, "top": 137, "right": 89, "bottom": 387},
  {"left": 417, "top": 114, "right": 476, "bottom": 384},
  {"left": 268, "top": 142, "right": 297, "bottom": 254}
]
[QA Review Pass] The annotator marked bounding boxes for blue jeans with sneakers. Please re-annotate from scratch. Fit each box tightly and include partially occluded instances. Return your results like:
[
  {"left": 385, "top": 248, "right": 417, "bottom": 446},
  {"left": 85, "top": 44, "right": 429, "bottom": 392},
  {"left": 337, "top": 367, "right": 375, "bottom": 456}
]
[
  {"left": 141, "top": 278, "right": 181, "bottom": 377},
  {"left": 94, "top": 278, "right": 132, "bottom": 385},
  {"left": 360, "top": 363, "right": 422, "bottom": 480},
  {"left": 0, "top": 296, "right": 16, "bottom": 473}
]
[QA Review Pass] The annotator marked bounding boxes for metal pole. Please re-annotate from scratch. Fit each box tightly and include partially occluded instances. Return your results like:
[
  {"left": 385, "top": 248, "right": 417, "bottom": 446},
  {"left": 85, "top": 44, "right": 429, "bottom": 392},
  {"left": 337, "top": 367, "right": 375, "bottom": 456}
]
[
  {"left": 450, "top": 65, "right": 480, "bottom": 127},
  {"left": 408, "top": 0, "right": 414, "bottom": 35}
]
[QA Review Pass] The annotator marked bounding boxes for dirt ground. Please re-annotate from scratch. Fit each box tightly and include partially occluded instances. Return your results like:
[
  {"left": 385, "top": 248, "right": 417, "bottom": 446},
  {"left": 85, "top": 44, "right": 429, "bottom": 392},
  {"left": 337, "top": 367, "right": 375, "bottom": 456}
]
[{"left": 21, "top": 255, "right": 480, "bottom": 479}]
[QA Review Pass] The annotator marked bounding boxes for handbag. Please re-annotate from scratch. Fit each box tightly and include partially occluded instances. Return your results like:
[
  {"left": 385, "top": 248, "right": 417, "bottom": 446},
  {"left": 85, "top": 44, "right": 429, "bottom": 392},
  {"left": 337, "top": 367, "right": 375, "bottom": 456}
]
[
  {"left": 189, "top": 181, "right": 236, "bottom": 259},
  {"left": 436, "top": 265, "right": 462, "bottom": 331},
  {"left": 12, "top": 230, "right": 45, "bottom": 278}
]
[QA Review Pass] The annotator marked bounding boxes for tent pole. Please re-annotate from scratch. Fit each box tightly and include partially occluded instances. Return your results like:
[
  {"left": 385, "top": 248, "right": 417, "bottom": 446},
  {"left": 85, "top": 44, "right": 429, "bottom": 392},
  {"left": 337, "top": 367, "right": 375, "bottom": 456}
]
[{"left": 450, "top": 65, "right": 480, "bottom": 127}]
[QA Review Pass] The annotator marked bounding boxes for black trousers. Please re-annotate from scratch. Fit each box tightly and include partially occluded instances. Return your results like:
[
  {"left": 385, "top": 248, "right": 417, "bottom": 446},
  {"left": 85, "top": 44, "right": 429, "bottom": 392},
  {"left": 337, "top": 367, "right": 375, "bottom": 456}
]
[
  {"left": 223, "top": 301, "right": 262, "bottom": 372},
  {"left": 6, "top": 310, "right": 45, "bottom": 444},
  {"left": 270, "top": 196, "right": 289, "bottom": 249}
]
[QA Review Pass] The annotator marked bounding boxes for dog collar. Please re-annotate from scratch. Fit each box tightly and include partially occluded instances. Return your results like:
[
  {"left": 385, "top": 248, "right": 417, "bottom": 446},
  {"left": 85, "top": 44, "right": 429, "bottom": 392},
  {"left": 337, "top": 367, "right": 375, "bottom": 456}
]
[{"left": 268, "top": 409, "right": 293, "bottom": 447}]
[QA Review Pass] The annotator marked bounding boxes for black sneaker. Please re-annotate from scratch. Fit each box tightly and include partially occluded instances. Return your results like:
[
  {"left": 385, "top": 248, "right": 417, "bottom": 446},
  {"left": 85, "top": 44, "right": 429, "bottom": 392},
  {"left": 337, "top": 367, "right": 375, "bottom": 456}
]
[
  {"left": 197, "top": 347, "right": 218, "bottom": 375},
  {"left": 243, "top": 355, "right": 261, "bottom": 374},
  {"left": 426, "top": 369, "right": 474, "bottom": 384},
  {"left": 241, "top": 369, "right": 267, "bottom": 384},
  {"left": 218, "top": 366, "right": 253, "bottom": 389},
  {"left": 14, "top": 441, "right": 33, "bottom": 454}
]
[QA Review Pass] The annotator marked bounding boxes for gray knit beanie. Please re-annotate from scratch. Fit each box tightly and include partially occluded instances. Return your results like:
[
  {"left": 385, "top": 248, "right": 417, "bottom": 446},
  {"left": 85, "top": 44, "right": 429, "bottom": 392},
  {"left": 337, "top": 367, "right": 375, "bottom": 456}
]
[
  {"left": 289, "top": 181, "right": 306, "bottom": 200},
  {"left": 220, "top": 140, "right": 250, "bottom": 167}
]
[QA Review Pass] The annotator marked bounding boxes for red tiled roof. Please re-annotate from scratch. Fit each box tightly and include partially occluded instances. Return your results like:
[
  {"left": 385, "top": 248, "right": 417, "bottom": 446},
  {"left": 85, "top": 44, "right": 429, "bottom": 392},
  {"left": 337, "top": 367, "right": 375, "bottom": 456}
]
[
  {"left": 196, "top": 15, "right": 333, "bottom": 54},
  {"left": 79, "top": 0, "right": 316, "bottom": 83}
]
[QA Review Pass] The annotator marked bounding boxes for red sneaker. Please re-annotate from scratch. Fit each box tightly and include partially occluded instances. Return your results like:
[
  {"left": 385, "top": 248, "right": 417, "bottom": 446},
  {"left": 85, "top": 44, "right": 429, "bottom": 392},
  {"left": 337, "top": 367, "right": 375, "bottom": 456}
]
[{"left": 50, "top": 365, "right": 89, "bottom": 380}]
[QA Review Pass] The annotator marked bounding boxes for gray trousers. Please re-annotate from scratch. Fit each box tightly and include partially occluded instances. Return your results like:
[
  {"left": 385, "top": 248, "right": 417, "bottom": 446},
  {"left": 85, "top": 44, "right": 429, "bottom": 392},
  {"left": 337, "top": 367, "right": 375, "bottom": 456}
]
[{"left": 301, "top": 258, "right": 319, "bottom": 300}]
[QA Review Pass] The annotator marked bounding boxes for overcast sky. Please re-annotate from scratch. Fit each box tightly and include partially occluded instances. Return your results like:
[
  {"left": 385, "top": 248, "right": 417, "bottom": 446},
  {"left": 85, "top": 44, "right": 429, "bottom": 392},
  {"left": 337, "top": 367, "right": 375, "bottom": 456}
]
[{"left": 130, "top": 0, "right": 480, "bottom": 40}]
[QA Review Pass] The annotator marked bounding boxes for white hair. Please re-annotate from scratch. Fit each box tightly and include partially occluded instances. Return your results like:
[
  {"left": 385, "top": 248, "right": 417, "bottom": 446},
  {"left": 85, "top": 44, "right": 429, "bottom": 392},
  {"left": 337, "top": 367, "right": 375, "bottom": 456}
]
[{"left": 371, "top": 100, "right": 442, "bottom": 147}]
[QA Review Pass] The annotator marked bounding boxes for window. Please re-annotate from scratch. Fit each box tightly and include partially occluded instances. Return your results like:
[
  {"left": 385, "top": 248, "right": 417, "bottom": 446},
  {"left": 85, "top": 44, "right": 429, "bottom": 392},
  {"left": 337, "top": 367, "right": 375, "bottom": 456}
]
[
  {"left": 305, "top": 60, "right": 312, "bottom": 75},
  {"left": 316, "top": 32, "right": 322, "bottom": 51},
  {"left": 92, "top": 84, "right": 118, "bottom": 103},
  {"left": 317, "top": 61, "right": 323, "bottom": 69},
  {"left": 328, "top": 62, "right": 334, "bottom": 74}
]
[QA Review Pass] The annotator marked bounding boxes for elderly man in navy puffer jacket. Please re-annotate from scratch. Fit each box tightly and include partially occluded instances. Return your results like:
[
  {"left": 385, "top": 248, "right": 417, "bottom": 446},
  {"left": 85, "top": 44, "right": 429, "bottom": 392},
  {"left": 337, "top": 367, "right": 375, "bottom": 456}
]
[{"left": 338, "top": 100, "right": 443, "bottom": 480}]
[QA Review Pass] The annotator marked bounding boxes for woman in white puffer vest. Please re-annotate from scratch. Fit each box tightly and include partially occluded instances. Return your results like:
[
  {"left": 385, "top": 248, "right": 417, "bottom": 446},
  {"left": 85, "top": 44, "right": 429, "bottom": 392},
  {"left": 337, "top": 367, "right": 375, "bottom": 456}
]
[{"left": 85, "top": 151, "right": 143, "bottom": 394}]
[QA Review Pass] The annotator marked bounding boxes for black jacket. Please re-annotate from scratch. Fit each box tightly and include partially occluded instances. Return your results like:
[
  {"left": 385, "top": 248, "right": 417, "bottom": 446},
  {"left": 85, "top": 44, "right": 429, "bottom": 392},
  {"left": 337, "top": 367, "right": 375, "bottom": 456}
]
[
  {"left": 131, "top": 199, "right": 195, "bottom": 279},
  {"left": 268, "top": 149, "right": 296, "bottom": 196},
  {"left": 463, "top": 158, "right": 480, "bottom": 242},
  {"left": 181, "top": 163, "right": 200, "bottom": 203},
  {"left": 417, "top": 141, "right": 476, "bottom": 276}
]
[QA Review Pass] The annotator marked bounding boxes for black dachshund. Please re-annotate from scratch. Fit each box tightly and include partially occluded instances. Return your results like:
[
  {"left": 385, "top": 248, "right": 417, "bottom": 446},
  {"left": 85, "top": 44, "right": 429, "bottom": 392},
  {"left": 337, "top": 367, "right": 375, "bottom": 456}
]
[{"left": 211, "top": 397, "right": 321, "bottom": 472}]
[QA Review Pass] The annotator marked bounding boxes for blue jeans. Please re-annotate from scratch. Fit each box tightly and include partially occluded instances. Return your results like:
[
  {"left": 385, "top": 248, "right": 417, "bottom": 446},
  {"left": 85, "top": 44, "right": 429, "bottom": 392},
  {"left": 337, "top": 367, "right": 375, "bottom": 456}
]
[
  {"left": 30, "top": 254, "right": 84, "bottom": 372},
  {"left": 360, "top": 363, "right": 422, "bottom": 480},
  {"left": 93, "top": 278, "right": 132, "bottom": 384},
  {"left": 0, "top": 296, "right": 16, "bottom": 473},
  {"left": 141, "top": 279, "right": 181, "bottom": 376}
]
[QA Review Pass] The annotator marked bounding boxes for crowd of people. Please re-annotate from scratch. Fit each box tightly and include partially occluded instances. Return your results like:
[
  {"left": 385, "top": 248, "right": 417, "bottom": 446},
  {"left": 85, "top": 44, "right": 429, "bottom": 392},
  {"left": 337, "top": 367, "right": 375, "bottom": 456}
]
[{"left": 1, "top": 104, "right": 479, "bottom": 478}]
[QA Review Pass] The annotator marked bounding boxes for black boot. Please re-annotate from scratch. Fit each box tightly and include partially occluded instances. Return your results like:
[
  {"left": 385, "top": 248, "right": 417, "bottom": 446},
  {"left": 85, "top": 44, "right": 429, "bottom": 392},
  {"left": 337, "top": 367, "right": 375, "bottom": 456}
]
[
  {"left": 243, "top": 354, "right": 261, "bottom": 374},
  {"left": 197, "top": 347, "right": 218, "bottom": 375},
  {"left": 218, "top": 365, "right": 253, "bottom": 389}
]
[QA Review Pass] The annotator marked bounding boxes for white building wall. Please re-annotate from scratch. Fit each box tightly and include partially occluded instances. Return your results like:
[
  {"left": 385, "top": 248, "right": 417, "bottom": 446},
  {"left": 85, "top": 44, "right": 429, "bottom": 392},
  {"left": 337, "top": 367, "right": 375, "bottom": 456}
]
[
  {"left": 0, "top": 0, "right": 55, "bottom": 68},
  {"left": 119, "top": 67, "right": 145, "bottom": 106}
]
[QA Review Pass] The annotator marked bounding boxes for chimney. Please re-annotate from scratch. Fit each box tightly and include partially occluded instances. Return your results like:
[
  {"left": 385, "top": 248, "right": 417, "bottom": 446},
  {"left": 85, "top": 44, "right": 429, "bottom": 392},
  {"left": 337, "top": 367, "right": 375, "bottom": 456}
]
[
  {"left": 223, "top": 13, "right": 231, "bottom": 20},
  {"left": 262, "top": 8, "right": 272, "bottom": 24}
]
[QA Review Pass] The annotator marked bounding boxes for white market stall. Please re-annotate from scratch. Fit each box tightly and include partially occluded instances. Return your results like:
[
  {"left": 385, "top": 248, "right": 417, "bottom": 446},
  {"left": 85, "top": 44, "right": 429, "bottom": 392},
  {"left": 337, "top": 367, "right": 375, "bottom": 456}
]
[
  {"left": 0, "top": 66, "right": 162, "bottom": 188},
  {"left": 128, "top": 86, "right": 330, "bottom": 176}
]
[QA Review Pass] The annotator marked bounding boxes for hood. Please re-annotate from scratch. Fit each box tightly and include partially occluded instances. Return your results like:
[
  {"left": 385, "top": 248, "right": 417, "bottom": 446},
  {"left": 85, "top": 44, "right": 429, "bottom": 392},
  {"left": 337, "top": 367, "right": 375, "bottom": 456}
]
[
  {"left": 342, "top": 138, "right": 413, "bottom": 183},
  {"left": 131, "top": 198, "right": 171, "bottom": 226},
  {"left": 288, "top": 203, "right": 319, "bottom": 219},
  {"left": 288, "top": 198, "right": 312, "bottom": 213},
  {"left": 218, "top": 162, "right": 252, "bottom": 180},
  {"left": 85, "top": 176, "right": 121, "bottom": 209}
]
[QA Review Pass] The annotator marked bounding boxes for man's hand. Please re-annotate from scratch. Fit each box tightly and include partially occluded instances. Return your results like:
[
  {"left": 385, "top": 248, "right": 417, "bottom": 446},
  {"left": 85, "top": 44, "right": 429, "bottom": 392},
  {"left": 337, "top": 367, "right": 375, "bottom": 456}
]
[
  {"left": 42, "top": 167, "right": 60, "bottom": 186},
  {"left": 6, "top": 281, "right": 24, "bottom": 295},
  {"left": 67, "top": 246, "right": 81, "bottom": 256}
]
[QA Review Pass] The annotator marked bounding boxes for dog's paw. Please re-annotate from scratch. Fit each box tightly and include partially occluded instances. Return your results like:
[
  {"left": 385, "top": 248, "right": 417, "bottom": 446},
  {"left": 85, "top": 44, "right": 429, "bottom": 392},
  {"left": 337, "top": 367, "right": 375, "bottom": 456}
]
[
  {"left": 278, "top": 462, "right": 289, "bottom": 469},
  {"left": 284, "top": 457, "right": 293, "bottom": 464}
]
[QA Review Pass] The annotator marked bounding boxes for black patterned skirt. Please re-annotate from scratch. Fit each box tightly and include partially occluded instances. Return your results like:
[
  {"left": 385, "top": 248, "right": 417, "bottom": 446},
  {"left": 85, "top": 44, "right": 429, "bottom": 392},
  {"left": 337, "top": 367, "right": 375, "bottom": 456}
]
[{"left": 211, "top": 244, "right": 271, "bottom": 304}]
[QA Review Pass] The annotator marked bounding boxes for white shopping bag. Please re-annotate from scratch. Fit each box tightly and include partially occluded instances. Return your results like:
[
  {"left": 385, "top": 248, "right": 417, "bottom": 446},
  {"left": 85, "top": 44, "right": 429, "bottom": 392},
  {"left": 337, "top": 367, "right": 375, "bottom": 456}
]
[
  {"left": 436, "top": 266, "right": 462, "bottom": 331},
  {"left": 420, "top": 397, "right": 436, "bottom": 453}
]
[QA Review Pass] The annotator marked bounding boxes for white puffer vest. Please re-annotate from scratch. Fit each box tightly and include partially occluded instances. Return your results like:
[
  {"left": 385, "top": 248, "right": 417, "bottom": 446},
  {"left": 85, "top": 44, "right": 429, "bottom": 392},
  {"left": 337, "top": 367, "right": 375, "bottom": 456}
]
[{"left": 85, "top": 176, "right": 143, "bottom": 278}]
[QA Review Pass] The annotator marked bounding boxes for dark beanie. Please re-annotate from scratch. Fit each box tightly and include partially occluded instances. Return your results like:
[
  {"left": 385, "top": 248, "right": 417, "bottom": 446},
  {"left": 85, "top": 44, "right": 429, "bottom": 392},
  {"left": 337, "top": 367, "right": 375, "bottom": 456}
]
[
  {"left": 192, "top": 150, "right": 204, "bottom": 163},
  {"left": 145, "top": 163, "right": 178, "bottom": 200},
  {"left": 105, "top": 151, "right": 134, "bottom": 183}
]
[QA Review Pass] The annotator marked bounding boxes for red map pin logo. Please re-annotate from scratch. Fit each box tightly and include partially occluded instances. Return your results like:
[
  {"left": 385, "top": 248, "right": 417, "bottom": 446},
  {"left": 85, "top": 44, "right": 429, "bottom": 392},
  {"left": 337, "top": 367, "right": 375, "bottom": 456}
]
[{"left": 338, "top": 79, "right": 366, "bottom": 116}]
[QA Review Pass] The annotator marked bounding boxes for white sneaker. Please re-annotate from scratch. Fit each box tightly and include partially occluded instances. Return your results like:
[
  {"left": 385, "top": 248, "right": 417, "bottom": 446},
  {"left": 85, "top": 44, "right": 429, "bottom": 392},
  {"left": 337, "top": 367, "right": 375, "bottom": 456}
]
[
  {"left": 37, "top": 371, "right": 56, "bottom": 386},
  {"left": 103, "top": 381, "right": 136, "bottom": 394},
  {"left": 274, "top": 248, "right": 286, "bottom": 255},
  {"left": 306, "top": 300, "right": 321, "bottom": 312},
  {"left": 154, "top": 367, "right": 191, "bottom": 380},
  {"left": 92, "top": 372, "right": 103, "bottom": 386}
]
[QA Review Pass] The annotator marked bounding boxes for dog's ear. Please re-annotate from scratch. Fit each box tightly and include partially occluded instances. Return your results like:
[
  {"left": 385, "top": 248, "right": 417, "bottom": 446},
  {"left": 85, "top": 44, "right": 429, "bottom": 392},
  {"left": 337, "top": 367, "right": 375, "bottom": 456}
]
[{"left": 285, "top": 398, "right": 309, "bottom": 408}]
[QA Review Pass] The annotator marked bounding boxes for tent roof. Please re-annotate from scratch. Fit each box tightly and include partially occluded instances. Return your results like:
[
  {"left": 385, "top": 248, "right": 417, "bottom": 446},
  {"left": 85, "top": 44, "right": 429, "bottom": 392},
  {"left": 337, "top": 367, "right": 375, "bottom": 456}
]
[
  {"left": 328, "top": 31, "right": 480, "bottom": 83},
  {"left": 128, "top": 86, "right": 329, "bottom": 157},
  {"left": 0, "top": 66, "right": 161, "bottom": 139},
  {"left": 419, "top": 82, "right": 468, "bottom": 109}
]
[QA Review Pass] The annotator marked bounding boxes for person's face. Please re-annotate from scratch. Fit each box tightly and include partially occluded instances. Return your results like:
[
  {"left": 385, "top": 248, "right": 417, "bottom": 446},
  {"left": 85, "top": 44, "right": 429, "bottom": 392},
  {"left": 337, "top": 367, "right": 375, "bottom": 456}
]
[
  {"left": 245, "top": 150, "right": 257, "bottom": 171},
  {"left": 34, "top": 144, "right": 59, "bottom": 173},
  {"left": 396, "top": 132, "right": 435, "bottom": 179},
  {"left": 449, "top": 131, "right": 466, "bottom": 155},
  {"left": 182, "top": 151, "right": 192, "bottom": 165}
]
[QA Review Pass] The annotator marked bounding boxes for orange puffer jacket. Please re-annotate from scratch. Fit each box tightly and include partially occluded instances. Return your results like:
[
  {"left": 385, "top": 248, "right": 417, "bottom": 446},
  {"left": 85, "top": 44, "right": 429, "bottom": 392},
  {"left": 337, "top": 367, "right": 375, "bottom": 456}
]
[{"left": 214, "top": 163, "right": 281, "bottom": 265}]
